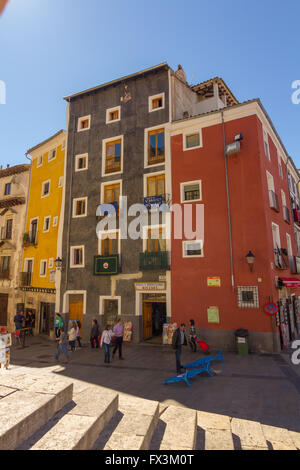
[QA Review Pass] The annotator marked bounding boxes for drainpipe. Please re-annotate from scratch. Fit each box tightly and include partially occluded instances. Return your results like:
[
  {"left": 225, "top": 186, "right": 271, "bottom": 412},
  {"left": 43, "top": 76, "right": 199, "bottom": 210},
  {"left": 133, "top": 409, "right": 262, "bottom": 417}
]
[
  {"left": 64, "top": 110, "right": 76, "bottom": 298},
  {"left": 221, "top": 110, "right": 235, "bottom": 291}
]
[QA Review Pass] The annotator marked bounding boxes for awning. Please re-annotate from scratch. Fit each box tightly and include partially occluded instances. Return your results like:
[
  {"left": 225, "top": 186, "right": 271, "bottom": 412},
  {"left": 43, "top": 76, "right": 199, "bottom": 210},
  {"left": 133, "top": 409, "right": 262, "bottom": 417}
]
[{"left": 279, "top": 278, "right": 300, "bottom": 288}]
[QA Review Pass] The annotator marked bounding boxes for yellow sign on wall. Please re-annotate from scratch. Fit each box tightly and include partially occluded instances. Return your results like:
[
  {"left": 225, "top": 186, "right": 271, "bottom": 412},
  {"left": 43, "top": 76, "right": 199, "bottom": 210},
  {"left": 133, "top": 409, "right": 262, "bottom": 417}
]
[
  {"left": 207, "top": 306, "right": 220, "bottom": 324},
  {"left": 207, "top": 277, "right": 221, "bottom": 287}
]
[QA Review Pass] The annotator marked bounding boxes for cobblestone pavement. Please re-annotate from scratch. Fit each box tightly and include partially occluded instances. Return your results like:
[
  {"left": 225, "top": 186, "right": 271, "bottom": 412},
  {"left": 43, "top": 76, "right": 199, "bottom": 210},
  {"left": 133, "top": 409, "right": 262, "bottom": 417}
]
[{"left": 4, "top": 336, "right": 300, "bottom": 449}]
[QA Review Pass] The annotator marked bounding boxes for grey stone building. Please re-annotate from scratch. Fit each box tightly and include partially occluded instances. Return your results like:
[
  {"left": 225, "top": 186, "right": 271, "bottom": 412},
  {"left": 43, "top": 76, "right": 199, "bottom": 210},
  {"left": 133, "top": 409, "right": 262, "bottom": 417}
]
[{"left": 58, "top": 63, "right": 232, "bottom": 342}]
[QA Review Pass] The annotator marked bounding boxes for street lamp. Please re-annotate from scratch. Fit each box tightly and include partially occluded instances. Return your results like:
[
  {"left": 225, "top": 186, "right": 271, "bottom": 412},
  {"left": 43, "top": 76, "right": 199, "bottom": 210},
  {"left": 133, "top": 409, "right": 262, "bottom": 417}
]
[
  {"left": 246, "top": 251, "right": 255, "bottom": 272},
  {"left": 55, "top": 257, "right": 63, "bottom": 270}
]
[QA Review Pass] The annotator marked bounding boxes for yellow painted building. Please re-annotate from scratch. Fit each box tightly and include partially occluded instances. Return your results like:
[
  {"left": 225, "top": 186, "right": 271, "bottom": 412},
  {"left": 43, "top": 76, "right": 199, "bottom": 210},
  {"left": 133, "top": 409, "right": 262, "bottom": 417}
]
[{"left": 21, "top": 130, "right": 66, "bottom": 336}]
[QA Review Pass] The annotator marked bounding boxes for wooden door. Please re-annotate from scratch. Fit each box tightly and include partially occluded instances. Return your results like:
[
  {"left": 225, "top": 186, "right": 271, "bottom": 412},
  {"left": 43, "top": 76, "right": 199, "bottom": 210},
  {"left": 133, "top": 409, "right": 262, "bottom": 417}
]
[
  {"left": 143, "top": 302, "right": 153, "bottom": 340},
  {"left": 0, "top": 293, "right": 8, "bottom": 327},
  {"left": 69, "top": 301, "right": 83, "bottom": 325}
]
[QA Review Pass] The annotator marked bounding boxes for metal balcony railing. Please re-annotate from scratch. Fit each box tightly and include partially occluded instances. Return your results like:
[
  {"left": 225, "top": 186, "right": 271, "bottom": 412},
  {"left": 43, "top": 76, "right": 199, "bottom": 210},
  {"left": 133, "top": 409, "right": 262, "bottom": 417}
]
[
  {"left": 0, "top": 270, "right": 10, "bottom": 280},
  {"left": 23, "top": 233, "right": 37, "bottom": 246},
  {"left": 148, "top": 154, "right": 165, "bottom": 165},
  {"left": 105, "top": 157, "right": 121, "bottom": 174},
  {"left": 139, "top": 251, "right": 170, "bottom": 270}
]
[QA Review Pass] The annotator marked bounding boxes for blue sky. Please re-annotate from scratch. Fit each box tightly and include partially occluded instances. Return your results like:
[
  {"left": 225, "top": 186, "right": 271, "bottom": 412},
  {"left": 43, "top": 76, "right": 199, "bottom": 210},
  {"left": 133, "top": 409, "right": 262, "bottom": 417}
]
[{"left": 0, "top": 0, "right": 299, "bottom": 167}]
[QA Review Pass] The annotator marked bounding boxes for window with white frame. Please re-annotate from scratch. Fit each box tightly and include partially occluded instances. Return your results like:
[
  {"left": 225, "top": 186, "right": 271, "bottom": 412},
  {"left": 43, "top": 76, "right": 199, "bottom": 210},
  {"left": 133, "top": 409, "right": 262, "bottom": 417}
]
[
  {"left": 43, "top": 216, "right": 51, "bottom": 233},
  {"left": 72, "top": 197, "right": 87, "bottom": 218},
  {"left": 41, "top": 180, "right": 50, "bottom": 198},
  {"left": 48, "top": 148, "right": 56, "bottom": 162},
  {"left": 183, "top": 128, "right": 203, "bottom": 151},
  {"left": 37, "top": 155, "right": 43, "bottom": 168},
  {"left": 278, "top": 154, "right": 283, "bottom": 179},
  {"left": 58, "top": 176, "right": 63, "bottom": 188},
  {"left": 149, "top": 93, "right": 165, "bottom": 113},
  {"left": 70, "top": 246, "right": 85, "bottom": 268},
  {"left": 40, "top": 260, "right": 47, "bottom": 277},
  {"left": 181, "top": 181, "right": 202, "bottom": 203},
  {"left": 286, "top": 233, "right": 293, "bottom": 258},
  {"left": 106, "top": 106, "right": 121, "bottom": 124},
  {"left": 61, "top": 140, "right": 65, "bottom": 150},
  {"left": 263, "top": 130, "right": 270, "bottom": 159},
  {"left": 183, "top": 240, "right": 204, "bottom": 258},
  {"left": 98, "top": 230, "right": 120, "bottom": 256},
  {"left": 272, "top": 223, "right": 282, "bottom": 268},
  {"left": 237, "top": 286, "right": 259, "bottom": 308},
  {"left": 77, "top": 115, "right": 91, "bottom": 132},
  {"left": 99, "top": 296, "right": 121, "bottom": 328},
  {"left": 53, "top": 216, "right": 58, "bottom": 227},
  {"left": 75, "top": 154, "right": 88, "bottom": 172},
  {"left": 49, "top": 258, "right": 54, "bottom": 269},
  {"left": 102, "top": 136, "right": 123, "bottom": 175}
]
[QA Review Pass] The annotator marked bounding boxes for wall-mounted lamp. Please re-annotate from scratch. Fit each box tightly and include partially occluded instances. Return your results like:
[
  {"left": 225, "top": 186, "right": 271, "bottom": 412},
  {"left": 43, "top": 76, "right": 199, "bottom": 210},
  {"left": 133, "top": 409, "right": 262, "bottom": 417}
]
[
  {"left": 55, "top": 257, "right": 63, "bottom": 271},
  {"left": 246, "top": 251, "right": 255, "bottom": 272}
]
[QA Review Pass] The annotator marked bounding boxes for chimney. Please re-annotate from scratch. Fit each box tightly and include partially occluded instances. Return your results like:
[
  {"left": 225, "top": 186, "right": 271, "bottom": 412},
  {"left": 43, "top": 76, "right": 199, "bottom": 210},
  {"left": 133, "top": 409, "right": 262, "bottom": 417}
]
[{"left": 175, "top": 65, "right": 187, "bottom": 84}]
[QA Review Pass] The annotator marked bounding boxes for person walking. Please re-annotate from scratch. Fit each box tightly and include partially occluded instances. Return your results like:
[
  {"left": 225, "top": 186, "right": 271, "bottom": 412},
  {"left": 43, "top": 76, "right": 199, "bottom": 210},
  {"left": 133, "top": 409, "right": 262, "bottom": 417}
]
[
  {"left": 188, "top": 319, "right": 197, "bottom": 353},
  {"left": 54, "top": 313, "right": 63, "bottom": 341},
  {"left": 26, "top": 310, "right": 34, "bottom": 336},
  {"left": 100, "top": 325, "right": 113, "bottom": 363},
  {"left": 55, "top": 327, "right": 70, "bottom": 363},
  {"left": 14, "top": 311, "right": 25, "bottom": 341},
  {"left": 172, "top": 323, "right": 187, "bottom": 374},
  {"left": 68, "top": 321, "right": 77, "bottom": 352},
  {"left": 112, "top": 319, "right": 124, "bottom": 360},
  {"left": 76, "top": 320, "right": 82, "bottom": 348},
  {"left": 90, "top": 319, "right": 100, "bottom": 349}
]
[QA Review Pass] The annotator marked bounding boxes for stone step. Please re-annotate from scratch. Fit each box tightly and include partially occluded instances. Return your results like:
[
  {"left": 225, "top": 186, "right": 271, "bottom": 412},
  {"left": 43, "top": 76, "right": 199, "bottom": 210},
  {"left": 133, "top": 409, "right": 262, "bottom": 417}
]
[
  {"left": 99, "top": 395, "right": 159, "bottom": 450},
  {"left": 0, "top": 374, "right": 73, "bottom": 450},
  {"left": 197, "top": 411, "right": 234, "bottom": 450},
  {"left": 22, "top": 386, "right": 119, "bottom": 450},
  {"left": 150, "top": 405, "right": 197, "bottom": 450}
]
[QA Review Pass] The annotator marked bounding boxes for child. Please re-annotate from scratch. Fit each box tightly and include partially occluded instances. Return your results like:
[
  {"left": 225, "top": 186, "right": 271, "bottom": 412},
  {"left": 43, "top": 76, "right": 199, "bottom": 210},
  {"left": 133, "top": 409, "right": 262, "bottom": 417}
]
[
  {"left": 68, "top": 321, "right": 77, "bottom": 352},
  {"left": 55, "top": 327, "right": 70, "bottom": 363},
  {"left": 100, "top": 325, "right": 113, "bottom": 363}
]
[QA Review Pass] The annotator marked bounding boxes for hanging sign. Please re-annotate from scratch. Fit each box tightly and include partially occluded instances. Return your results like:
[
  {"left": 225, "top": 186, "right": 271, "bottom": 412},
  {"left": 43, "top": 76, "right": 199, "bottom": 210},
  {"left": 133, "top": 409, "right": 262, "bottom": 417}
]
[{"left": 264, "top": 302, "right": 278, "bottom": 316}]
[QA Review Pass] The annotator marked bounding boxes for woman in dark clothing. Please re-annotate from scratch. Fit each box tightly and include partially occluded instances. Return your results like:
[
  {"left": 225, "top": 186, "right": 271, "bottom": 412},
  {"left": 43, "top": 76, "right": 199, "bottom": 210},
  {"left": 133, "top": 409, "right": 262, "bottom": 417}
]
[
  {"left": 90, "top": 319, "right": 100, "bottom": 349},
  {"left": 189, "top": 319, "right": 197, "bottom": 353}
]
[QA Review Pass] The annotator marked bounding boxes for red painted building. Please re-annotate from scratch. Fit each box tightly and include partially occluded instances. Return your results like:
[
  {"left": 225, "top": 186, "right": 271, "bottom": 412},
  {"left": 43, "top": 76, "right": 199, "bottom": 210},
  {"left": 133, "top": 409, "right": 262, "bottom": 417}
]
[{"left": 170, "top": 97, "right": 300, "bottom": 352}]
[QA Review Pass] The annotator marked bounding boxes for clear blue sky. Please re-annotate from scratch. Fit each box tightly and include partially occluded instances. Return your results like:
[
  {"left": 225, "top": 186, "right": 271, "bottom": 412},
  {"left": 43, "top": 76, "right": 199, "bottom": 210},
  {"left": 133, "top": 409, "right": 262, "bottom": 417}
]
[{"left": 0, "top": 0, "right": 299, "bottom": 167}]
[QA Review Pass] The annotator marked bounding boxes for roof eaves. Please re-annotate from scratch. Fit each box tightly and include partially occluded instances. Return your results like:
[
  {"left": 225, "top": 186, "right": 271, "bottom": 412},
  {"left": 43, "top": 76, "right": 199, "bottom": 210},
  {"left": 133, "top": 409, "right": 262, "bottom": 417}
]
[{"left": 26, "top": 129, "right": 65, "bottom": 155}]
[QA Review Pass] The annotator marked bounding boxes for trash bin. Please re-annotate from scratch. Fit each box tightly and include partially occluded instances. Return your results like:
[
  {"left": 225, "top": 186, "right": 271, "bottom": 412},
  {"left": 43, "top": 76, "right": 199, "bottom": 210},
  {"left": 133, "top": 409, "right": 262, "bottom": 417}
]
[{"left": 235, "top": 329, "right": 249, "bottom": 356}]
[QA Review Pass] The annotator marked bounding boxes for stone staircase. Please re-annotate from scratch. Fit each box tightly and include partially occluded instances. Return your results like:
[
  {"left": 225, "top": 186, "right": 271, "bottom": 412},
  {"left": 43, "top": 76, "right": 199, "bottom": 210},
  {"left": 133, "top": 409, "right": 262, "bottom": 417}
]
[{"left": 0, "top": 372, "right": 299, "bottom": 450}]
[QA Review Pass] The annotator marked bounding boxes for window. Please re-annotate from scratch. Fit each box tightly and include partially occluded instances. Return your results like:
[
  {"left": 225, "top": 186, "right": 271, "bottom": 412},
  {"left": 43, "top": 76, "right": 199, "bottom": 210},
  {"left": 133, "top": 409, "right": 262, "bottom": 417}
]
[
  {"left": 237, "top": 286, "right": 259, "bottom": 308},
  {"left": 99, "top": 231, "right": 119, "bottom": 256},
  {"left": 148, "top": 129, "right": 165, "bottom": 165},
  {"left": 103, "top": 183, "right": 120, "bottom": 206},
  {"left": 41, "top": 180, "right": 50, "bottom": 198},
  {"left": 186, "top": 133, "right": 200, "bottom": 149},
  {"left": 49, "top": 258, "right": 54, "bottom": 269},
  {"left": 53, "top": 216, "right": 58, "bottom": 227},
  {"left": 4, "top": 183, "right": 11, "bottom": 196},
  {"left": 263, "top": 130, "right": 270, "bottom": 159},
  {"left": 181, "top": 181, "right": 202, "bottom": 202},
  {"left": 75, "top": 154, "right": 88, "bottom": 172},
  {"left": 48, "top": 149, "right": 56, "bottom": 161},
  {"left": 183, "top": 240, "right": 203, "bottom": 258},
  {"left": 58, "top": 176, "right": 63, "bottom": 188},
  {"left": 0, "top": 256, "right": 10, "bottom": 278},
  {"left": 37, "top": 155, "right": 43, "bottom": 167},
  {"left": 77, "top": 115, "right": 91, "bottom": 132},
  {"left": 104, "top": 139, "right": 122, "bottom": 174},
  {"left": 272, "top": 223, "right": 282, "bottom": 268},
  {"left": 278, "top": 155, "right": 283, "bottom": 179},
  {"left": 146, "top": 227, "right": 166, "bottom": 252},
  {"left": 73, "top": 197, "right": 87, "bottom": 218},
  {"left": 149, "top": 93, "right": 165, "bottom": 113},
  {"left": 4, "top": 219, "right": 13, "bottom": 240},
  {"left": 106, "top": 106, "right": 121, "bottom": 124},
  {"left": 61, "top": 140, "right": 65, "bottom": 150},
  {"left": 40, "top": 260, "right": 47, "bottom": 277},
  {"left": 29, "top": 219, "right": 38, "bottom": 244},
  {"left": 43, "top": 216, "right": 51, "bottom": 232},
  {"left": 147, "top": 174, "right": 165, "bottom": 197},
  {"left": 70, "top": 246, "right": 84, "bottom": 268}
]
